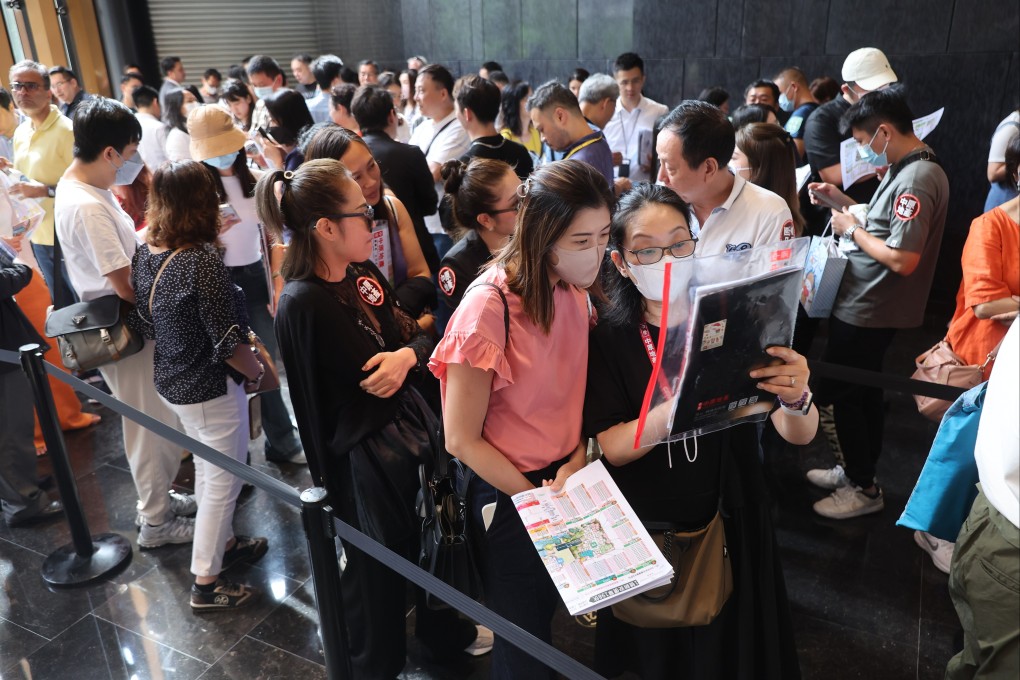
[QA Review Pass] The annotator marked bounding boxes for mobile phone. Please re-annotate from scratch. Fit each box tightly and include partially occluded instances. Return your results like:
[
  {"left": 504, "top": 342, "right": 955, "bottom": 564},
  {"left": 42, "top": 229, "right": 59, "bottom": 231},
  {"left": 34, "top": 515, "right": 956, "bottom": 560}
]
[
  {"left": 809, "top": 187, "right": 845, "bottom": 211},
  {"left": 244, "top": 139, "right": 262, "bottom": 156},
  {"left": 618, "top": 159, "right": 630, "bottom": 178},
  {"left": 219, "top": 203, "right": 240, "bottom": 223},
  {"left": 256, "top": 126, "right": 278, "bottom": 145}
]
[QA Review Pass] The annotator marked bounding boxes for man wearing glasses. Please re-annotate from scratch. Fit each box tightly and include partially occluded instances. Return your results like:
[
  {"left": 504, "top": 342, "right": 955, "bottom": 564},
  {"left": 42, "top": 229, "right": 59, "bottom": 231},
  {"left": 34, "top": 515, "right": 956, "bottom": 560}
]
[
  {"left": 48, "top": 66, "right": 92, "bottom": 119},
  {"left": 656, "top": 100, "right": 794, "bottom": 256},
  {"left": 2, "top": 61, "right": 75, "bottom": 299}
]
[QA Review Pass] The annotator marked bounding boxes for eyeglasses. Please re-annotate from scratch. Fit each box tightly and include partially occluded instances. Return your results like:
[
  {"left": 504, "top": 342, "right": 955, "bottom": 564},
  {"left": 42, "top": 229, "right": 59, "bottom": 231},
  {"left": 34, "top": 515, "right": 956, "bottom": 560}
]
[
  {"left": 487, "top": 202, "right": 521, "bottom": 216},
  {"left": 622, "top": 237, "right": 698, "bottom": 265},
  {"left": 317, "top": 205, "right": 375, "bottom": 228},
  {"left": 10, "top": 82, "right": 42, "bottom": 92}
]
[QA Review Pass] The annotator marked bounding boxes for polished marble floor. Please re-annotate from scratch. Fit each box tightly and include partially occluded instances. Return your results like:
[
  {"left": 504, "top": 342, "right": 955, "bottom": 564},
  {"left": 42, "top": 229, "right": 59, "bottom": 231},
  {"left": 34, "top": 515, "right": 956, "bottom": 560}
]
[{"left": 0, "top": 319, "right": 963, "bottom": 680}]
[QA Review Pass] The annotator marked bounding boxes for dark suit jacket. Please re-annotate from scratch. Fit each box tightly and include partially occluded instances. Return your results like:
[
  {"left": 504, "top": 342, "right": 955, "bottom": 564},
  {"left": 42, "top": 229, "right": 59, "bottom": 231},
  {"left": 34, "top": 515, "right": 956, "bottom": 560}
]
[
  {"left": 0, "top": 262, "right": 44, "bottom": 375},
  {"left": 362, "top": 130, "right": 440, "bottom": 272}
]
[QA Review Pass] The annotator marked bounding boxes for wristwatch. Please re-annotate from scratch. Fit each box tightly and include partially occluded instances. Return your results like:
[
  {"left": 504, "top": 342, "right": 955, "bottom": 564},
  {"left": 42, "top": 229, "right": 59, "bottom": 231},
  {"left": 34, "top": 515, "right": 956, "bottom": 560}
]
[
  {"left": 843, "top": 223, "right": 859, "bottom": 241},
  {"left": 46, "top": 186, "right": 55, "bottom": 198}
]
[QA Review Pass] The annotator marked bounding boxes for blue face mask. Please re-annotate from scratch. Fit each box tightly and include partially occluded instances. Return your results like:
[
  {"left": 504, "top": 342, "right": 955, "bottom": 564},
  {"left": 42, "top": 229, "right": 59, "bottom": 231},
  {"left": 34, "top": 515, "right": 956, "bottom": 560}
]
[
  {"left": 778, "top": 91, "right": 796, "bottom": 113},
  {"left": 110, "top": 150, "right": 144, "bottom": 186},
  {"left": 254, "top": 86, "right": 274, "bottom": 100},
  {"left": 205, "top": 152, "right": 237, "bottom": 170},
  {"left": 857, "top": 127, "right": 890, "bottom": 166}
]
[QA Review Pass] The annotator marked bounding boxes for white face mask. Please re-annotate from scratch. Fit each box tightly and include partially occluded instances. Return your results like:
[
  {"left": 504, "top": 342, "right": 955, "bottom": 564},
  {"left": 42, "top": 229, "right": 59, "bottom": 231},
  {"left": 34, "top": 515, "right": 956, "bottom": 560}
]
[
  {"left": 184, "top": 102, "right": 199, "bottom": 114},
  {"left": 625, "top": 256, "right": 684, "bottom": 302},
  {"left": 551, "top": 242, "right": 604, "bottom": 288}
]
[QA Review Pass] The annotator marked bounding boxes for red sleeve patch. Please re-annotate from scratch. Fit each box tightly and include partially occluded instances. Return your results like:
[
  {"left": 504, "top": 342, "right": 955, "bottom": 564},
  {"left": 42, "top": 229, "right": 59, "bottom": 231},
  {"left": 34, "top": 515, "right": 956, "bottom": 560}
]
[
  {"left": 894, "top": 193, "right": 921, "bottom": 222},
  {"left": 438, "top": 266, "right": 456, "bottom": 296},
  {"left": 780, "top": 218, "right": 796, "bottom": 240}
]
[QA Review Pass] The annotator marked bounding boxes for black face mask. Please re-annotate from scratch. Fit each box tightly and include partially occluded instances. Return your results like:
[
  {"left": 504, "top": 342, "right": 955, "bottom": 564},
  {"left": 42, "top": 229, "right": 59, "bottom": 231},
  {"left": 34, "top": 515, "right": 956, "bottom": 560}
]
[{"left": 268, "top": 125, "right": 296, "bottom": 147}]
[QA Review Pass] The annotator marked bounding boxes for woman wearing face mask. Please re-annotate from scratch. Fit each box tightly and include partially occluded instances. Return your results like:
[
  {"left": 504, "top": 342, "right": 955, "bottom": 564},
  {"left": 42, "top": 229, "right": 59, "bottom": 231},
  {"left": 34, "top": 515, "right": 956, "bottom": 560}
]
[
  {"left": 437, "top": 158, "right": 519, "bottom": 309},
  {"left": 586, "top": 183, "right": 815, "bottom": 680},
  {"left": 258, "top": 159, "right": 484, "bottom": 678},
  {"left": 731, "top": 123, "right": 805, "bottom": 237},
  {"left": 163, "top": 89, "right": 199, "bottom": 162},
  {"left": 303, "top": 125, "right": 435, "bottom": 322},
  {"left": 431, "top": 160, "right": 613, "bottom": 680},
  {"left": 259, "top": 89, "right": 314, "bottom": 171},
  {"left": 187, "top": 105, "right": 306, "bottom": 466}
]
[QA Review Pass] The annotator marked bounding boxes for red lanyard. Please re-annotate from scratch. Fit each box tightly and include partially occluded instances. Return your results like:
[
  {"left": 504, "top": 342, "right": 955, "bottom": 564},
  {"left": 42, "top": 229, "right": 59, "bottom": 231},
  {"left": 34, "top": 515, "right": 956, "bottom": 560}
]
[{"left": 639, "top": 322, "right": 673, "bottom": 399}]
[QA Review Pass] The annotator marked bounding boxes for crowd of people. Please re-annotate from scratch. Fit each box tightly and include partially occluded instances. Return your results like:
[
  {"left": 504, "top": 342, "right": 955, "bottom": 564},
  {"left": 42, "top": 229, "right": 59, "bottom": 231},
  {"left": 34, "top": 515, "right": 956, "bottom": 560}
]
[{"left": 0, "top": 41, "right": 1016, "bottom": 680}]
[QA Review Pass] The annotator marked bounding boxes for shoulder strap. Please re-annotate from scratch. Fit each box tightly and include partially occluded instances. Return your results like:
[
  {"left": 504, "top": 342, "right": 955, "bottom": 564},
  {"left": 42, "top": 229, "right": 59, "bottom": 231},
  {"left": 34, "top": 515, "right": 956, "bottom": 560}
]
[
  {"left": 465, "top": 281, "right": 509, "bottom": 344},
  {"left": 146, "top": 248, "right": 183, "bottom": 320},
  {"left": 50, "top": 217, "right": 77, "bottom": 310}
]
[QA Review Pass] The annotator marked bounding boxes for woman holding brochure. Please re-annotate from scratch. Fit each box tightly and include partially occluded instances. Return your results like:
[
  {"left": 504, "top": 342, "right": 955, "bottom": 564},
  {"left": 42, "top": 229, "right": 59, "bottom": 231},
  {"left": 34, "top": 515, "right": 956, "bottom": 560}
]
[
  {"left": 431, "top": 160, "right": 613, "bottom": 680},
  {"left": 584, "top": 183, "right": 815, "bottom": 680}
]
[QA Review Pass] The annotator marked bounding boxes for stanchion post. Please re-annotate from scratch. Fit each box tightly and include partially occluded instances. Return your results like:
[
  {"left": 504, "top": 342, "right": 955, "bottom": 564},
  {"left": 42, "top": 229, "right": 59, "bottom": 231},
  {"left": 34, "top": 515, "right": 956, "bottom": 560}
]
[
  {"left": 300, "top": 487, "right": 352, "bottom": 680},
  {"left": 20, "top": 343, "right": 93, "bottom": 556},
  {"left": 19, "top": 344, "right": 132, "bottom": 586}
]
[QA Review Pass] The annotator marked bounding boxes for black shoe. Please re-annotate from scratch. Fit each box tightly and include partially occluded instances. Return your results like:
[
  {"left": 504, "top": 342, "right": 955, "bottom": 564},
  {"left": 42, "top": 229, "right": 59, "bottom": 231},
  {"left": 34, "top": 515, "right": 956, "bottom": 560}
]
[
  {"left": 221, "top": 535, "right": 269, "bottom": 572},
  {"left": 190, "top": 579, "right": 255, "bottom": 612},
  {"left": 265, "top": 448, "right": 307, "bottom": 465},
  {"left": 7, "top": 500, "right": 64, "bottom": 527}
]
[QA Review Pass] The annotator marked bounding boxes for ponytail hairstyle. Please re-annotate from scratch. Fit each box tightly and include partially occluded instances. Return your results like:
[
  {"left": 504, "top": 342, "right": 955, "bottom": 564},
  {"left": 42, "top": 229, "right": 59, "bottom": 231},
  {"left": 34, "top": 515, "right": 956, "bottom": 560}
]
[
  {"left": 254, "top": 158, "right": 355, "bottom": 281},
  {"left": 303, "top": 124, "right": 395, "bottom": 226},
  {"left": 735, "top": 122, "right": 805, "bottom": 235},
  {"left": 441, "top": 157, "right": 514, "bottom": 232},
  {"left": 492, "top": 159, "right": 613, "bottom": 333},
  {"left": 603, "top": 183, "right": 692, "bottom": 327}
]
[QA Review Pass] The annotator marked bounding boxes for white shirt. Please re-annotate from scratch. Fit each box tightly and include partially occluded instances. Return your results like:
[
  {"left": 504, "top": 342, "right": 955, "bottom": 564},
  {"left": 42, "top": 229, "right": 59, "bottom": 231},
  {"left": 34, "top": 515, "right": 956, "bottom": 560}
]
[
  {"left": 306, "top": 91, "right": 331, "bottom": 124},
  {"left": 54, "top": 178, "right": 140, "bottom": 302},
  {"left": 409, "top": 110, "right": 469, "bottom": 234},
  {"left": 975, "top": 319, "right": 1019, "bottom": 528},
  {"left": 219, "top": 175, "right": 262, "bottom": 267},
  {"left": 135, "top": 112, "right": 168, "bottom": 171},
  {"left": 688, "top": 173, "right": 794, "bottom": 256},
  {"left": 603, "top": 95, "right": 669, "bottom": 183},
  {"left": 165, "top": 127, "right": 192, "bottom": 162}
]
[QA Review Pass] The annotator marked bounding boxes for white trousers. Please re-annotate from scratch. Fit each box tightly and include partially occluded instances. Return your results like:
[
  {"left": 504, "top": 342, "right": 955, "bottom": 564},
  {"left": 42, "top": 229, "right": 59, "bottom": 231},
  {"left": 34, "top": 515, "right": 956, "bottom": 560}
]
[
  {"left": 162, "top": 378, "right": 248, "bottom": 578},
  {"left": 98, "top": 341, "right": 183, "bottom": 523}
]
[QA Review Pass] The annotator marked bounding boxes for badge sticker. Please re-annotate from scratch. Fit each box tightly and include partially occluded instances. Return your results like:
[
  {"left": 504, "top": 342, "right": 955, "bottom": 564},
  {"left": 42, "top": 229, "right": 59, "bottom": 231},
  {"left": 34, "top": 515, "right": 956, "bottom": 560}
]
[
  {"left": 438, "top": 266, "right": 456, "bottom": 297},
  {"left": 356, "top": 276, "right": 384, "bottom": 306},
  {"left": 701, "top": 319, "right": 727, "bottom": 351},
  {"left": 894, "top": 193, "right": 921, "bottom": 222},
  {"left": 780, "top": 219, "right": 796, "bottom": 241}
]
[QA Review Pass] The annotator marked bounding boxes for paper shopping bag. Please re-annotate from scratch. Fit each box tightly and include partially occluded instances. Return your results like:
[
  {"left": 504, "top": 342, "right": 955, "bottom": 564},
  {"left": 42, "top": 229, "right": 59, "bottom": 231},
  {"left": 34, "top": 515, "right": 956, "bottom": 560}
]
[{"left": 800, "top": 230, "right": 847, "bottom": 318}]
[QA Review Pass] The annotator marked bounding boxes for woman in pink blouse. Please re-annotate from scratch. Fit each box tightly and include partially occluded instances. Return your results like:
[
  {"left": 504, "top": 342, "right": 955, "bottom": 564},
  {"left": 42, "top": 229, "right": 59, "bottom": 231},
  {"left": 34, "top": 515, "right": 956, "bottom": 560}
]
[{"left": 430, "top": 160, "right": 613, "bottom": 679}]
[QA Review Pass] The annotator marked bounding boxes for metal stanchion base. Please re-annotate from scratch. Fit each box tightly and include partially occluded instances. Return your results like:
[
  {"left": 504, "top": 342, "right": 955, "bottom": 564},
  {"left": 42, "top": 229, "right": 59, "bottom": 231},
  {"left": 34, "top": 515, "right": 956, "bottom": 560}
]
[{"left": 41, "top": 533, "right": 132, "bottom": 587}]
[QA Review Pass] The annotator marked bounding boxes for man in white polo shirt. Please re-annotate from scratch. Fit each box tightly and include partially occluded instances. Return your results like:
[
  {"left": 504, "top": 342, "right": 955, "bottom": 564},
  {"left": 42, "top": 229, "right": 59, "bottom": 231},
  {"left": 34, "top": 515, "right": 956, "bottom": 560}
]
[
  {"left": 409, "top": 64, "right": 469, "bottom": 262},
  {"left": 604, "top": 52, "right": 669, "bottom": 184},
  {"left": 656, "top": 99, "right": 794, "bottom": 255}
]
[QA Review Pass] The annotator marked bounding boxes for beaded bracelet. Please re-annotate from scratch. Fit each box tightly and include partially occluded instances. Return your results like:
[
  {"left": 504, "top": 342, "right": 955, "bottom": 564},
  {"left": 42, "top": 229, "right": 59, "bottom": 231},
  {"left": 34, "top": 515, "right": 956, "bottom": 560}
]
[{"left": 778, "top": 389, "right": 810, "bottom": 411}]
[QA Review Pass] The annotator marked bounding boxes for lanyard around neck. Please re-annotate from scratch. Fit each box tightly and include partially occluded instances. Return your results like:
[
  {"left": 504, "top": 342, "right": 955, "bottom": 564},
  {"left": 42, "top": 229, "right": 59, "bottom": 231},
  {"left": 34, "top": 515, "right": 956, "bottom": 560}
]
[{"left": 639, "top": 322, "right": 673, "bottom": 399}]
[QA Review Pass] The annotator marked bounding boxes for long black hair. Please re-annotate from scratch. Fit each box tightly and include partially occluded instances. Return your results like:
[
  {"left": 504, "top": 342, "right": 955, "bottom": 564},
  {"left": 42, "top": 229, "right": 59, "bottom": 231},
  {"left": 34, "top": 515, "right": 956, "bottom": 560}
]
[
  {"left": 162, "top": 89, "right": 190, "bottom": 134},
  {"left": 500, "top": 80, "right": 531, "bottom": 138},
  {"left": 602, "top": 183, "right": 692, "bottom": 327},
  {"left": 200, "top": 149, "right": 258, "bottom": 201},
  {"left": 263, "top": 88, "right": 314, "bottom": 147},
  {"left": 302, "top": 124, "right": 395, "bottom": 225}
]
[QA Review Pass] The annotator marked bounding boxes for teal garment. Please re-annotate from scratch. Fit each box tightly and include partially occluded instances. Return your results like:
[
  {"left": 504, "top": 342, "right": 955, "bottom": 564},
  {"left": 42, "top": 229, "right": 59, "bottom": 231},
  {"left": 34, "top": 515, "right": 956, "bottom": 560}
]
[{"left": 897, "top": 382, "right": 986, "bottom": 541}]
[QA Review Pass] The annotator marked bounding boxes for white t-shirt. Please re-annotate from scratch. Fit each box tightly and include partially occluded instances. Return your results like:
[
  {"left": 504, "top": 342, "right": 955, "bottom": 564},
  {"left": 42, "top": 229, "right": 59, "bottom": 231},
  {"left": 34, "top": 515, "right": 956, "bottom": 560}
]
[
  {"left": 135, "top": 112, "right": 169, "bottom": 171},
  {"left": 603, "top": 95, "right": 669, "bottom": 183},
  {"left": 987, "top": 110, "right": 1020, "bottom": 163},
  {"left": 219, "top": 175, "right": 262, "bottom": 267},
  {"left": 54, "top": 178, "right": 140, "bottom": 302},
  {"left": 975, "top": 319, "right": 1019, "bottom": 528},
  {"left": 688, "top": 174, "right": 795, "bottom": 256},
  {"left": 165, "top": 127, "right": 192, "bottom": 162},
  {"left": 409, "top": 110, "right": 469, "bottom": 234}
]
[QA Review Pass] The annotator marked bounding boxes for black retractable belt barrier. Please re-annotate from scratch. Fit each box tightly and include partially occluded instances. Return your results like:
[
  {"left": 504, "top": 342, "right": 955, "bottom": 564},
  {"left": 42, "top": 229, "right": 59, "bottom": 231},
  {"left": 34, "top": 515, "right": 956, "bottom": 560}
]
[
  {"left": 807, "top": 359, "right": 968, "bottom": 402},
  {"left": 18, "top": 344, "right": 133, "bottom": 586}
]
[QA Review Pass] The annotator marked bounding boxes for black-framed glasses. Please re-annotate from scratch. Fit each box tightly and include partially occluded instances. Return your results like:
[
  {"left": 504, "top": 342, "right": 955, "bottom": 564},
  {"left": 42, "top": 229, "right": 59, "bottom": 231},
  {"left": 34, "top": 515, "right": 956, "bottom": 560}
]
[
  {"left": 316, "top": 205, "right": 375, "bottom": 229},
  {"left": 10, "top": 82, "right": 42, "bottom": 92},
  {"left": 622, "top": 237, "right": 698, "bottom": 265},
  {"left": 487, "top": 201, "right": 521, "bottom": 216}
]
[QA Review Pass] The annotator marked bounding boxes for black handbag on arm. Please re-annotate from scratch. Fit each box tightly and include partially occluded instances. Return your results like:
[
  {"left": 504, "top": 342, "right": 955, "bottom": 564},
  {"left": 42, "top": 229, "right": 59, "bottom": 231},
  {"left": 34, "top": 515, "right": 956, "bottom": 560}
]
[{"left": 417, "top": 281, "right": 509, "bottom": 609}]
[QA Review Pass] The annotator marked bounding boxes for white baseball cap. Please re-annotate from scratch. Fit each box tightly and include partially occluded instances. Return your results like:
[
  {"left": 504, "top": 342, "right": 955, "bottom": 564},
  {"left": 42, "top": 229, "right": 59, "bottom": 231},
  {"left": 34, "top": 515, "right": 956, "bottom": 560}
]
[{"left": 841, "top": 48, "right": 898, "bottom": 92}]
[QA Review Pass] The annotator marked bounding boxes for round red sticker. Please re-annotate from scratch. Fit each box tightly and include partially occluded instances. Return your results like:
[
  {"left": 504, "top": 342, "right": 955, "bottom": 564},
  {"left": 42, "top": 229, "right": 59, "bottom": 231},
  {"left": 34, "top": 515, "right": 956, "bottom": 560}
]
[
  {"left": 438, "top": 267, "right": 457, "bottom": 296},
  {"left": 894, "top": 193, "right": 921, "bottom": 222},
  {"left": 780, "top": 218, "right": 795, "bottom": 240},
  {"left": 356, "top": 276, "right": 385, "bottom": 306}
]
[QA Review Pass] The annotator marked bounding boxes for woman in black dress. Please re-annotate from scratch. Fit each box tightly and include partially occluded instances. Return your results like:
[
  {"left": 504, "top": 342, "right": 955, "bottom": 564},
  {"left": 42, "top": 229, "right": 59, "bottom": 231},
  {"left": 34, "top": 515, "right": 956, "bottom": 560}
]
[
  {"left": 584, "top": 183, "right": 817, "bottom": 679},
  {"left": 255, "top": 159, "right": 481, "bottom": 679}
]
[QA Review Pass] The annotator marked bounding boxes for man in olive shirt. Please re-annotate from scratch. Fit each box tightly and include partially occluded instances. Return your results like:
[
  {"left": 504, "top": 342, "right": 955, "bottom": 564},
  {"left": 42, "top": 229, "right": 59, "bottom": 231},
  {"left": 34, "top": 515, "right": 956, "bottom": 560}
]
[
  {"left": 806, "top": 88, "right": 949, "bottom": 520},
  {"left": 3, "top": 60, "right": 75, "bottom": 299}
]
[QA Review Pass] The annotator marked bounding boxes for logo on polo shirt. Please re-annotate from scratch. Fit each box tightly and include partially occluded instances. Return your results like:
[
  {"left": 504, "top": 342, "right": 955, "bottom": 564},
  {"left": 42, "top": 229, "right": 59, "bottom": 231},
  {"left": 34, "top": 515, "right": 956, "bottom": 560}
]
[
  {"left": 725, "top": 242, "right": 752, "bottom": 252},
  {"left": 894, "top": 193, "right": 921, "bottom": 221}
]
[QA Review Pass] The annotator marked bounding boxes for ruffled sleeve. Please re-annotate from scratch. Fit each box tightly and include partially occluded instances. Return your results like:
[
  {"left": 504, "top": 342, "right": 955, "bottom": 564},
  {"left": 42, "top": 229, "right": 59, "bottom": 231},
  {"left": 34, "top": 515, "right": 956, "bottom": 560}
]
[{"left": 428, "top": 282, "right": 514, "bottom": 391}]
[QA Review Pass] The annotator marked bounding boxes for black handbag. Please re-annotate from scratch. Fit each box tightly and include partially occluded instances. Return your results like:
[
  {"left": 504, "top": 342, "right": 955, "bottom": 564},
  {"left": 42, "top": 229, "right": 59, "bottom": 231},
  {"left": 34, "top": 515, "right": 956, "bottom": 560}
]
[{"left": 417, "top": 281, "right": 508, "bottom": 609}]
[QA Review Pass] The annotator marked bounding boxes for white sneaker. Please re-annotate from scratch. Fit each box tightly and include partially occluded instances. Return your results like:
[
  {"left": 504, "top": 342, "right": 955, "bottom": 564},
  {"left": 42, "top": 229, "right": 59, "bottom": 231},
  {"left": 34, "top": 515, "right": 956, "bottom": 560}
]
[
  {"left": 813, "top": 485, "right": 884, "bottom": 519},
  {"left": 806, "top": 465, "right": 850, "bottom": 490},
  {"left": 136, "top": 490, "right": 198, "bottom": 527},
  {"left": 138, "top": 515, "right": 195, "bottom": 549},
  {"left": 463, "top": 625, "right": 494, "bottom": 656},
  {"left": 914, "top": 531, "right": 954, "bottom": 574}
]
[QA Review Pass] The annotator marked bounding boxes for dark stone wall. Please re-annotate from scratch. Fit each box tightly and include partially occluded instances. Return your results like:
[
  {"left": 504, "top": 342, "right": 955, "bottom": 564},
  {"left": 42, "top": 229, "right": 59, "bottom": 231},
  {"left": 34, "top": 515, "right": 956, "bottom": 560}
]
[{"left": 395, "top": 0, "right": 1019, "bottom": 310}]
